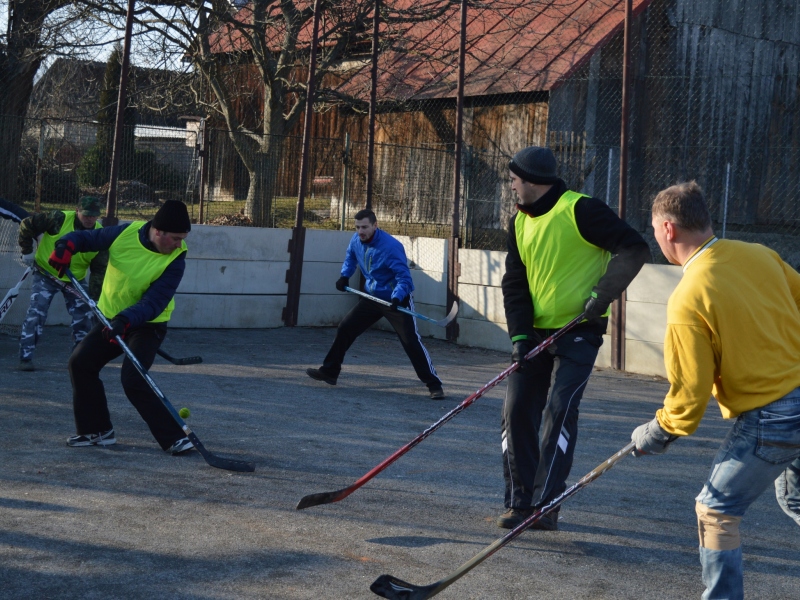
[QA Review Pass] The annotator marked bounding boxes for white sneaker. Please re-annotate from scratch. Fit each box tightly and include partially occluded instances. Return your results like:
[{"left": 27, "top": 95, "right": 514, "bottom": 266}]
[
  {"left": 166, "top": 437, "right": 194, "bottom": 455},
  {"left": 67, "top": 429, "right": 116, "bottom": 447}
]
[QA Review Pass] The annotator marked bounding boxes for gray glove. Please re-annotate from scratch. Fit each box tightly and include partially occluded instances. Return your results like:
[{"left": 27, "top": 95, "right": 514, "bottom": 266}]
[
  {"left": 631, "top": 417, "right": 678, "bottom": 457},
  {"left": 21, "top": 251, "right": 35, "bottom": 266}
]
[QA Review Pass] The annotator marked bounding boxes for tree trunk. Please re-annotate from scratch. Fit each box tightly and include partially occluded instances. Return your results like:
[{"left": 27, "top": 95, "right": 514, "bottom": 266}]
[
  {"left": 0, "top": 59, "right": 41, "bottom": 203},
  {"left": 244, "top": 135, "right": 284, "bottom": 227}
]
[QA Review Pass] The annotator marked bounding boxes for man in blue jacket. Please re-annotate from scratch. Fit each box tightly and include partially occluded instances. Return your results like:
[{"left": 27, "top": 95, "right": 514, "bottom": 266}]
[{"left": 306, "top": 209, "right": 444, "bottom": 399}]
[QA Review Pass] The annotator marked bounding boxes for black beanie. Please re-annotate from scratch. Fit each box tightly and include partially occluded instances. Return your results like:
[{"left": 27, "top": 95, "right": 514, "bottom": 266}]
[
  {"left": 508, "top": 146, "right": 559, "bottom": 184},
  {"left": 152, "top": 200, "right": 191, "bottom": 233}
]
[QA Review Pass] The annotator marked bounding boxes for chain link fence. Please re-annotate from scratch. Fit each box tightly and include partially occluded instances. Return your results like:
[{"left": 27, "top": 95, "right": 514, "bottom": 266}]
[{"left": 1, "top": 0, "right": 798, "bottom": 270}]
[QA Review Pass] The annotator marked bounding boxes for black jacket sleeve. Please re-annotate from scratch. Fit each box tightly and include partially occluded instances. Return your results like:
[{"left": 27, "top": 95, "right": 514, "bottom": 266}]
[
  {"left": 501, "top": 215, "right": 536, "bottom": 341},
  {"left": 574, "top": 197, "right": 651, "bottom": 300}
]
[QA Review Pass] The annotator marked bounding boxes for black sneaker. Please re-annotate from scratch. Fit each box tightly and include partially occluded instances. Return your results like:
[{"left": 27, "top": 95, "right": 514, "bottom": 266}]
[
  {"left": 496, "top": 507, "right": 533, "bottom": 529},
  {"left": 306, "top": 368, "right": 337, "bottom": 385},
  {"left": 67, "top": 428, "right": 116, "bottom": 447},
  {"left": 166, "top": 437, "right": 194, "bottom": 455},
  {"left": 18, "top": 359, "right": 35, "bottom": 372},
  {"left": 429, "top": 387, "right": 445, "bottom": 400}
]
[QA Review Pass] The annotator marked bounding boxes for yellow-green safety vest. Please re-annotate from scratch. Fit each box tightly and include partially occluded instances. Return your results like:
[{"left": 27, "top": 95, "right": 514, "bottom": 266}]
[
  {"left": 98, "top": 221, "right": 187, "bottom": 322},
  {"left": 514, "top": 190, "right": 611, "bottom": 329},
  {"left": 35, "top": 211, "right": 101, "bottom": 281}
]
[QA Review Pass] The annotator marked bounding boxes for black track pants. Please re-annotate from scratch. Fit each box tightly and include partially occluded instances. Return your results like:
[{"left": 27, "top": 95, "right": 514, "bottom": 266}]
[
  {"left": 68, "top": 321, "right": 185, "bottom": 449},
  {"left": 501, "top": 328, "right": 602, "bottom": 509},
  {"left": 321, "top": 296, "right": 441, "bottom": 389}
]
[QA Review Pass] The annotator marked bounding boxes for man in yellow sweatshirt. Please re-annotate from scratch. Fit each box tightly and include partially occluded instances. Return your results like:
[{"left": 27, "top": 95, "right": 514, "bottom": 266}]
[{"left": 631, "top": 181, "right": 800, "bottom": 600}]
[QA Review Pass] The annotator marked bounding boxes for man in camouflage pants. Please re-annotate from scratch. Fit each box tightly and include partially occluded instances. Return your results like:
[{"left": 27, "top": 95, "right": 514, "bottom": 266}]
[{"left": 17, "top": 197, "right": 108, "bottom": 371}]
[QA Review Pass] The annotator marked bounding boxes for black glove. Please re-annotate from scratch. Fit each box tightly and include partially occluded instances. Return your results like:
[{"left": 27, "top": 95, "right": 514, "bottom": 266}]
[
  {"left": 335, "top": 276, "right": 349, "bottom": 292},
  {"left": 102, "top": 316, "right": 130, "bottom": 344},
  {"left": 48, "top": 239, "right": 75, "bottom": 277},
  {"left": 584, "top": 289, "right": 613, "bottom": 320},
  {"left": 511, "top": 339, "right": 537, "bottom": 371},
  {"left": 391, "top": 296, "right": 408, "bottom": 312}
]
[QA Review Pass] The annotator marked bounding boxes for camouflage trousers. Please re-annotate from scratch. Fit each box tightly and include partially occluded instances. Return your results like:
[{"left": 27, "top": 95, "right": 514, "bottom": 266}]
[{"left": 19, "top": 271, "right": 94, "bottom": 361}]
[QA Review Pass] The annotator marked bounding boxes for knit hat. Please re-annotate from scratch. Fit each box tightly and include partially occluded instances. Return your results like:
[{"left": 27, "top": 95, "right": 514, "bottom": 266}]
[
  {"left": 152, "top": 200, "right": 191, "bottom": 233},
  {"left": 78, "top": 196, "right": 102, "bottom": 216},
  {"left": 508, "top": 146, "right": 559, "bottom": 184}
]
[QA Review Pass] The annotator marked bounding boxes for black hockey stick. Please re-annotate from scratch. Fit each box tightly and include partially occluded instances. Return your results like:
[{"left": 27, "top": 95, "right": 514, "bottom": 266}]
[
  {"left": 296, "top": 313, "right": 585, "bottom": 510},
  {"left": 370, "top": 441, "right": 636, "bottom": 599},
  {"left": 157, "top": 348, "right": 203, "bottom": 365},
  {"left": 345, "top": 287, "right": 458, "bottom": 327},
  {"left": 32, "top": 265, "right": 205, "bottom": 367},
  {"left": 65, "top": 269, "right": 255, "bottom": 473}
]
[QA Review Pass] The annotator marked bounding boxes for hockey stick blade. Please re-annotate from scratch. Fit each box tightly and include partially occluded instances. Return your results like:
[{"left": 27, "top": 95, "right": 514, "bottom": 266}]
[
  {"left": 434, "top": 301, "right": 458, "bottom": 327},
  {"left": 188, "top": 432, "right": 255, "bottom": 472},
  {"left": 370, "top": 441, "right": 636, "bottom": 599},
  {"left": 157, "top": 348, "right": 203, "bottom": 365},
  {"left": 296, "top": 313, "right": 585, "bottom": 511},
  {"left": 0, "top": 267, "right": 31, "bottom": 324},
  {"left": 370, "top": 575, "right": 440, "bottom": 600},
  {"left": 296, "top": 489, "right": 347, "bottom": 510}
]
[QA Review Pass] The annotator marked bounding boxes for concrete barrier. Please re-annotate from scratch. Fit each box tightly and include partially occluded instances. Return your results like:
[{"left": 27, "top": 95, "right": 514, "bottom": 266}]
[{"left": 1, "top": 223, "right": 682, "bottom": 378}]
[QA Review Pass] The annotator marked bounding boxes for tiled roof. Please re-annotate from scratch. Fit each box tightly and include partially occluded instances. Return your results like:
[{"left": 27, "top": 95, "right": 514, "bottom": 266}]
[{"left": 213, "top": 0, "right": 652, "bottom": 101}]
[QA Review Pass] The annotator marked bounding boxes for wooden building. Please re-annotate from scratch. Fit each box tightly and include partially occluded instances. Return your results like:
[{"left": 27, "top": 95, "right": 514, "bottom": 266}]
[{"left": 207, "top": 0, "right": 800, "bottom": 245}]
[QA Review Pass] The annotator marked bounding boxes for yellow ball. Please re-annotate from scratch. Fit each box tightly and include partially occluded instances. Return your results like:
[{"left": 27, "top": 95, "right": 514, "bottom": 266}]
[{"left": 179, "top": 407, "right": 190, "bottom": 419}]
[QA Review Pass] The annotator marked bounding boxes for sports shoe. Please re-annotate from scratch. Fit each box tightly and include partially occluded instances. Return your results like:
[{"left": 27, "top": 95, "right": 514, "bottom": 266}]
[
  {"left": 167, "top": 437, "right": 194, "bottom": 455},
  {"left": 18, "top": 360, "right": 35, "bottom": 372},
  {"left": 429, "top": 387, "right": 445, "bottom": 400},
  {"left": 529, "top": 509, "right": 559, "bottom": 531},
  {"left": 496, "top": 507, "right": 533, "bottom": 528},
  {"left": 67, "top": 428, "right": 116, "bottom": 447},
  {"left": 306, "top": 367, "right": 337, "bottom": 385}
]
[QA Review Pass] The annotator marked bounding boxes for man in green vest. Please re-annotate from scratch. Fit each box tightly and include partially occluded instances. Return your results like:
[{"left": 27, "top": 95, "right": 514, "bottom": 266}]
[
  {"left": 48, "top": 200, "right": 194, "bottom": 456},
  {"left": 497, "top": 146, "right": 650, "bottom": 530},
  {"left": 17, "top": 196, "right": 107, "bottom": 371}
]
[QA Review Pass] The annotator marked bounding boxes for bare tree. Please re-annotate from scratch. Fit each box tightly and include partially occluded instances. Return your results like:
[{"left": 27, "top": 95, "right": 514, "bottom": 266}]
[
  {"left": 0, "top": 0, "right": 109, "bottom": 202},
  {"left": 82, "top": 0, "right": 453, "bottom": 226}
]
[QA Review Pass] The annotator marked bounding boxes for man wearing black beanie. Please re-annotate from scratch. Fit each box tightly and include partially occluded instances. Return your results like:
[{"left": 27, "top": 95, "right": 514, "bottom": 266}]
[
  {"left": 497, "top": 146, "right": 651, "bottom": 531},
  {"left": 47, "top": 200, "right": 195, "bottom": 457}
]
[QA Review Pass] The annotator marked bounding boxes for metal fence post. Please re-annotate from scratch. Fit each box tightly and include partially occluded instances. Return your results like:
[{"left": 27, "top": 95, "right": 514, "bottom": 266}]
[
  {"left": 283, "top": 0, "right": 322, "bottom": 327},
  {"left": 447, "top": 0, "right": 467, "bottom": 342},
  {"left": 34, "top": 120, "right": 46, "bottom": 213},
  {"left": 104, "top": 0, "right": 136, "bottom": 227},
  {"left": 340, "top": 132, "right": 350, "bottom": 231},
  {"left": 612, "top": 0, "right": 633, "bottom": 371}
]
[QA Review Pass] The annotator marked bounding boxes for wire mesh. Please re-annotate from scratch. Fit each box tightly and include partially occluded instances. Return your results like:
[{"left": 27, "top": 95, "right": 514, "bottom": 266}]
[{"left": 0, "top": 0, "right": 797, "bottom": 271}]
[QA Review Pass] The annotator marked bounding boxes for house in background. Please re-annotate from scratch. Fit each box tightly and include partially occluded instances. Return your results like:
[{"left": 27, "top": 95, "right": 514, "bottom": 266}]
[{"left": 206, "top": 0, "right": 800, "bottom": 252}]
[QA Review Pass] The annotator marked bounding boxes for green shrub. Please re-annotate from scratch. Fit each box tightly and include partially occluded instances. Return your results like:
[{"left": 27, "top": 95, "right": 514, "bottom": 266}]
[{"left": 76, "top": 145, "right": 110, "bottom": 187}]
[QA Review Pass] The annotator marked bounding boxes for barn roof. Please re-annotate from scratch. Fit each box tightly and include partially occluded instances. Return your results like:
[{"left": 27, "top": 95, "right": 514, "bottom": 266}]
[{"left": 213, "top": 0, "right": 652, "bottom": 102}]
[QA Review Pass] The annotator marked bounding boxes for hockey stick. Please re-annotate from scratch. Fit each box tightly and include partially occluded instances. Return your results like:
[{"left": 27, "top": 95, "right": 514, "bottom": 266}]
[
  {"left": 344, "top": 286, "right": 458, "bottom": 328},
  {"left": 0, "top": 200, "right": 32, "bottom": 324},
  {"left": 370, "top": 441, "right": 636, "bottom": 599},
  {"left": 32, "top": 265, "right": 203, "bottom": 367},
  {"left": 156, "top": 348, "right": 203, "bottom": 365},
  {"left": 0, "top": 267, "right": 31, "bottom": 324},
  {"left": 65, "top": 268, "right": 255, "bottom": 473},
  {"left": 296, "top": 313, "right": 585, "bottom": 510}
]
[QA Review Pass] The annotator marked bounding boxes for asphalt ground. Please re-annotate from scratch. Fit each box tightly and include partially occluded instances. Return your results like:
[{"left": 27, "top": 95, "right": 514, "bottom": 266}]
[{"left": 1, "top": 326, "right": 797, "bottom": 599}]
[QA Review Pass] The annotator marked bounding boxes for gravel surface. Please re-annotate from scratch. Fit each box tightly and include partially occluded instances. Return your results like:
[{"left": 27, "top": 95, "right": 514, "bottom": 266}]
[{"left": 1, "top": 326, "right": 797, "bottom": 599}]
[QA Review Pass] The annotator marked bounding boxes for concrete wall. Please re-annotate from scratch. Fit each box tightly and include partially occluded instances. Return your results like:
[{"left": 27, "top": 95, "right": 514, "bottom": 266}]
[{"left": 1, "top": 225, "right": 682, "bottom": 378}]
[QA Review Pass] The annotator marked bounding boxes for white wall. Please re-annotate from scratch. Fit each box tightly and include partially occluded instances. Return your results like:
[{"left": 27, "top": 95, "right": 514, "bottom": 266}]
[{"left": 1, "top": 224, "right": 682, "bottom": 378}]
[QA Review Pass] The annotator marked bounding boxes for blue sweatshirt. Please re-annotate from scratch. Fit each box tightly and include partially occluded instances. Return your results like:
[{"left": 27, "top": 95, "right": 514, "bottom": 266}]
[
  {"left": 62, "top": 222, "right": 186, "bottom": 327},
  {"left": 341, "top": 229, "right": 414, "bottom": 302}
]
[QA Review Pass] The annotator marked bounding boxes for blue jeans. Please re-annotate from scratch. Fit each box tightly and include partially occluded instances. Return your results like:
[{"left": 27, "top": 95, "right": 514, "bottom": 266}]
[{"left": 695, "top": 387, "right": 800, "bottom": 600}]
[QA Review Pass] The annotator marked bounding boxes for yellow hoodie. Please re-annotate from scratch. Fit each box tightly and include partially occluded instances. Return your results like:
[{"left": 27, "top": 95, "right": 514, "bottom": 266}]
[{"left": 657, "top": 238, "right": 800, "bottom": 436}]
